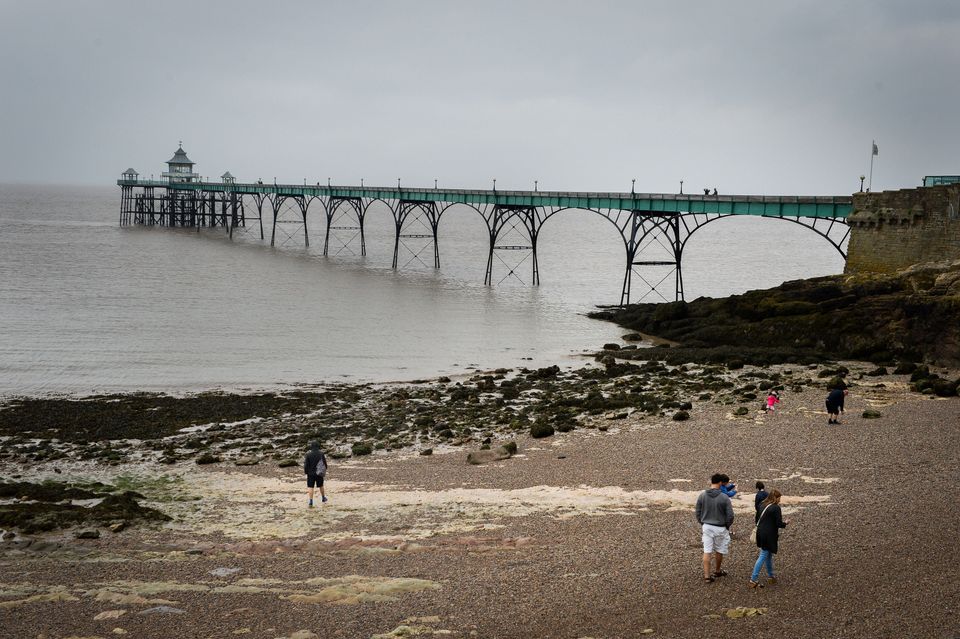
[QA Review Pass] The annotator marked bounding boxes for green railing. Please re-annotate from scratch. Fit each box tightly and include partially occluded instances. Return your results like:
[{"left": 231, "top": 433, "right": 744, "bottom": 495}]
[{"left": 117, "top": 179, "right": 853, "bottom": 219}]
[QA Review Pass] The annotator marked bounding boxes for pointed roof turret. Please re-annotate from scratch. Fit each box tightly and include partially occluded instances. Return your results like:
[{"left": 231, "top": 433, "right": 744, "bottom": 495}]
[
  {"left": 221, "top": 171, "right": 234, "bottom": 179},
  {"left": 166, "top": 142, "right": 194, "bottom": 166}
]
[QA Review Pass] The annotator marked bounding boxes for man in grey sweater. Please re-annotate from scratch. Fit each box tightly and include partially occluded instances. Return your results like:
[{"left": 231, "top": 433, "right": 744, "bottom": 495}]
[{"left": 695, "top": 473, "right": 735, "bottom": 582}]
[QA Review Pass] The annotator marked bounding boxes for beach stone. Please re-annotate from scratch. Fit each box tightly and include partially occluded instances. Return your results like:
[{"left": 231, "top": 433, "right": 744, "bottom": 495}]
[
  {"left": 733, "top": 407, "right": 749, "bottom": 416},
  {"left": 139, "top": 605, "right": 186, "bottom": 615},
  {"left": 234, "top": 456, "right": 260, "bottom": 466},
  {"left": 725, "top": 607, "right": 766, "bottom": 619},
  {"left": 1, "top": 531, "right": 15, "bottom": 541},
  {"left": 530, "top": 422, "right": 554, "bottom": 438},
  {"left": 195, "top": 452, "right": 221, "bottom": 465},
  {"left": 210, "top": 567, "right": 241, "bottom": 577},
  {"left": 75, "top": 529, "right": 100, "bottom": 540},
  {"left": 862, "top": 409, "right": 882, "bottom": 419},
  {"left": 94, "top": 610, "right": 126, "bottom": 620},
  {"left": 277, "top": 459, "right": 297, "bottom": 468},
  {"left": 602, "top": 343, "right": 621, "bottom": 351},
  {"left": 112, "top": 629, "right": 128, "bottom": 635},
  {"left": 606, "top": 410, "right": 629, "bottom": 420},
  {"left": 351, "top": 442, "right": 373, "bottom": 456},
  {"left": 419, "top": 448, "right": 433, "bottom": 456},
  {"left": 672, "top": 410, "right": 690, "bottom": 421},
  {"left": 466, "top": 446, "right": 513, "bottom": 465},
  {"left": 501, "top": 441, "right": 518, "bottom": 455},
  {"left": 185, "top": 548, "right": 205, "bottom": 555},
  {"left": 109, "top": 522, "right": 127, "bottom": 533}
]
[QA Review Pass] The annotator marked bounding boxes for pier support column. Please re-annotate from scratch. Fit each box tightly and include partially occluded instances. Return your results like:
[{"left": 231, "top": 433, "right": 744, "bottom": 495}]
[
  {"left": 483, "top": 205, "right": 543, "bottom": 286},
  {"left": 620, "top": 211, "right": 684, "bottom": 305},
  {"left": 324, "top": 197, "right": 365, "bottom": 257},
  {"left": 392, "top": 201, "right": 442, "bottom": 269}
]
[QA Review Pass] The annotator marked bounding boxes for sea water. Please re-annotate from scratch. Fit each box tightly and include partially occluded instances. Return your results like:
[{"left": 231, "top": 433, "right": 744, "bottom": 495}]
[{"left": 0, "top": 183, "right": 844, "bottom": 396}]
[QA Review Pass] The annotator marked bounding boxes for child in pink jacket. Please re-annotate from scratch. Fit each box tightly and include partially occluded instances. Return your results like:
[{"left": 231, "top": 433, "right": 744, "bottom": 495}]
[{"left": 765, "top": 391, "right": 781, "bottom": 412}]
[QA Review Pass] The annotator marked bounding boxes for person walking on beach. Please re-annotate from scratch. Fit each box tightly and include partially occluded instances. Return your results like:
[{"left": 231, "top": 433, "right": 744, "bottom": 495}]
[
  {"left": 749, "top": 489, "right": 790, "bottom": 588},
  {"left": 825, "top": 387, "right": 847, "bottom": 424},
  {"left": 765, "top": 390, "right": 781, "bottom": 413},
  {"left": 695, "top": 473, "right": 735, "bottom": 583},
  {"left": 304, "top": 441, "right": 328, "bottom": 507},
  {"left": 754, "top": 481, "right": 768, "bottom": 513}
]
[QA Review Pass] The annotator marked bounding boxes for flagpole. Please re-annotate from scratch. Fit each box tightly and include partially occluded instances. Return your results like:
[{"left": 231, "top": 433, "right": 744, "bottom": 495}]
[{"left": 868, "top": 140, "right": 875, "bottom": 191}]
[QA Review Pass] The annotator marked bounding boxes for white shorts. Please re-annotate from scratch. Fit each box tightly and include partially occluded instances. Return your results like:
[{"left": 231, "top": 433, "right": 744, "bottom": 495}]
[{"left": 702, "top": 524, "right": 730, "bottom": 555}]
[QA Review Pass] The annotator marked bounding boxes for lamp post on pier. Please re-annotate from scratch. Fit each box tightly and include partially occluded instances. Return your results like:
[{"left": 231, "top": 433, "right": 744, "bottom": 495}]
[
  {"left": 859, "top": 175, "right": 865, "bottom": 192},
  {"left": 680, "top": 180, "right": 684, "bottom": 195},
  {"left": 534, "top": 180, "right": 538, "bottom": 192},
  {"left": 631, "top": 179, "right": 636, "bottom": 194}
]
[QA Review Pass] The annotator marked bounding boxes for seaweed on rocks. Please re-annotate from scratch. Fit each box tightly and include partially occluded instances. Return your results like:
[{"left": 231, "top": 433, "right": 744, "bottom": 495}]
[
  {"left": 0, "top": 391, "right": 334, "bottom": 442},
  {"left": 589, "top": 261, "right": 960, "bottom": 367},
  {"left": 0, "top": 481, "right": 170, "bottom": 534}
]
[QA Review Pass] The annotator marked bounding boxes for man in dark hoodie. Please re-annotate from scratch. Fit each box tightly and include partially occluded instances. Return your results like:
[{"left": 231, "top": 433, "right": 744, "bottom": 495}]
[
  {"left": 304, "top": 441, "right": 328, "bottom": 507},
  {"left": 695, "top": 473, "right": 735, "bottom": 582}
]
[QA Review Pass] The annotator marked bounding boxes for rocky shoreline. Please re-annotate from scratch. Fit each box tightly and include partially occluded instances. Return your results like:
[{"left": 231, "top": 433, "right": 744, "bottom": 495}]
[{"left": 591, "top": 259, "right": 960, "bottom": 368}]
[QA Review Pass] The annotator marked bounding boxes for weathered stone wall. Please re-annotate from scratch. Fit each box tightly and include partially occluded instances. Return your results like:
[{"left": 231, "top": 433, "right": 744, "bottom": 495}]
[{"left": 845, "top": 184, "right": 960, "bottom": 273}]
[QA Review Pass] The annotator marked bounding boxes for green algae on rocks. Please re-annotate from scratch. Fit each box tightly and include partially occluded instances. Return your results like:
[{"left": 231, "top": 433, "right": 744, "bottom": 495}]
[{"left": 591, "top": 261, "right": 960, "bottom": 367}]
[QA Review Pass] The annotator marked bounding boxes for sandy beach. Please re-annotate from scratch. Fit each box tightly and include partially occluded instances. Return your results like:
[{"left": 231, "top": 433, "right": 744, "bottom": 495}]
[{"left": 1, "top": 362, "right": 958, "bottom": 639}]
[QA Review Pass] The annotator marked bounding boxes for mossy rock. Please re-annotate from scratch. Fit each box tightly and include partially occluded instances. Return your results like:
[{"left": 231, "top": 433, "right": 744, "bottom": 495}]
[
  {"left": 865, "top": 366, "right": 888, "bottom": 377},
  {"left": 893, "top": 362, "right": 917, "bottom": 375},
  {"left": 679, "top": 401, "right": 693, "bottom": 410},
  {"left": 673, "top": 410, "right": 690, "bottom": 421},
  {"left": 351, "top": 442, "right": 373, "bottom": 456},
  {"left": 530, "top": 422, "right": 555, "bottom": 439},
  {"left": 277, "top": 459, "right": 298, "bottom": 468},
  {"left": 501, "top": 441, "right": 518, "bottom": 455},
  {"left": 862, "top": 409, "right": 882, "bottom": 419},
  {"left": 733, "top": 407, "right": 750, "bottom": 416},
  {"left": 195, "top": 453, "right": 221, "bottom": 465},
  {"left": 555, "top": 422, "right": 576, "bottom": 433}
]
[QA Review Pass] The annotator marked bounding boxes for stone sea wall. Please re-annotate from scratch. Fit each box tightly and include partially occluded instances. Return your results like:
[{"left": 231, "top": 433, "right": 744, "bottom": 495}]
[{"left": 846, "top": 184, "right": 960, "bottom": 273}]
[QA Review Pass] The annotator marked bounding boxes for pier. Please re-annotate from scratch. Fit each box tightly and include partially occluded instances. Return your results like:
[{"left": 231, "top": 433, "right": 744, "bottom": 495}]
[{"left": 119, "top": 145, "right": 853, "bottom": 304}]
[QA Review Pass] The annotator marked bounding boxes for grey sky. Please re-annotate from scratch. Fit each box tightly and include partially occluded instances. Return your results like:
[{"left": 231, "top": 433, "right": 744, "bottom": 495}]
[{"left": 1, "top": 0, "right": 958, "bottom": 194}]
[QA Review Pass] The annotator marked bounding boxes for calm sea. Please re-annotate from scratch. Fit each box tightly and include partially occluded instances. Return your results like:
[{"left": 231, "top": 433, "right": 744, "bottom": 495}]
[{"left": 0, "top": 183, "right": 845, "bottom": 397}]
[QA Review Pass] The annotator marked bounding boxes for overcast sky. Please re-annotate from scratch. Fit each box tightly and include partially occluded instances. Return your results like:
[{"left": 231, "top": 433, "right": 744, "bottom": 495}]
[{"left": 1, "top": 1, "right": 958, "bottom": 194}]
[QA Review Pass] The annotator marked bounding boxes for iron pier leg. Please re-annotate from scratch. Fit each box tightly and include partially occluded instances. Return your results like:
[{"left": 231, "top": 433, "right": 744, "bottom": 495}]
[
  {"left": 323, "top": 210, "right": 332, "bottom": 256},
  {"left": 671, "top": 214, "right": 684, "bottom": 302},
  {"left": 484, "top": 227, "right": 497, "bottom": 285},
  {"left": 619, "top": 212, "right": 642, "bottom": 306},
  {"left": 270, "top": 203, "right": 277, "bottom": 246},
  {"left": 302, "top": 202, "right": 309, "bottom": 248}
]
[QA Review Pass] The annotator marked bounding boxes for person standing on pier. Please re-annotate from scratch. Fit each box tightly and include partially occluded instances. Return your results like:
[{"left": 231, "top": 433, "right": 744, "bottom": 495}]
[{"left": 304, "top": 441, "right": 328, "bottom": 507}]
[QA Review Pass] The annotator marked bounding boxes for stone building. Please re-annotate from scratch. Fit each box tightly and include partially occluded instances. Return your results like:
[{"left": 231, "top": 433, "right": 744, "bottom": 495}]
[{"left": 845, "top": 183, "right": 960, "bottom": 274}]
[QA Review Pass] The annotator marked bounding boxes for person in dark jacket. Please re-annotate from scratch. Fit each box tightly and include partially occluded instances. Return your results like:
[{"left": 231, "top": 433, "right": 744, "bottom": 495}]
[
  {"left": 825, "top": 387, "right": 847, "bottom": 424},
  {"left": 695, "top": 473, "right": 735, "bottom": 582},
  {"left": 303, "top": 441, "right": 328, "bottom": 507},
  {"left": 749, "top": 489, "right": 790, "bottom": 587},
  {"left": 754, "top": 481, "right": 768, "bottom": 513}
]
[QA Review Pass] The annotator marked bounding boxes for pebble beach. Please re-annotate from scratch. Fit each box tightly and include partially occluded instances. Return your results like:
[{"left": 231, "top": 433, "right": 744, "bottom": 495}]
[{"left": 1, "top": 359, "right": 958, "bottom": 638}]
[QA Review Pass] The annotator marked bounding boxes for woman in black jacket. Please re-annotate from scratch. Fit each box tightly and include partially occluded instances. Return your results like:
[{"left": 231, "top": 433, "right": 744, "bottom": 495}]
[{"left": 749, "top": 489, "right": 790, "bottom": 588}]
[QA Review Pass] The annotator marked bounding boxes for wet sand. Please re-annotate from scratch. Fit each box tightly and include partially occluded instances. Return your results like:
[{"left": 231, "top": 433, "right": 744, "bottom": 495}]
[{"left": 1, "top": 364, "right": 958, "bottom": 638}]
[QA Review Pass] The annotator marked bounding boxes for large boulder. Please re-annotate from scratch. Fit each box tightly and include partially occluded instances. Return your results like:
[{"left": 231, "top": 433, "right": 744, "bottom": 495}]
[{"left": 466, "top": 445, "right": 515, "bottom": 465}]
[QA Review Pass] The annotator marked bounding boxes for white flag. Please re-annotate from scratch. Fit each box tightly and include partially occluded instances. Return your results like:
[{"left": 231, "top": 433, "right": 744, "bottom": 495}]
[{"left": 872, "top": 142, "right": 879, "bottom": 156}]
